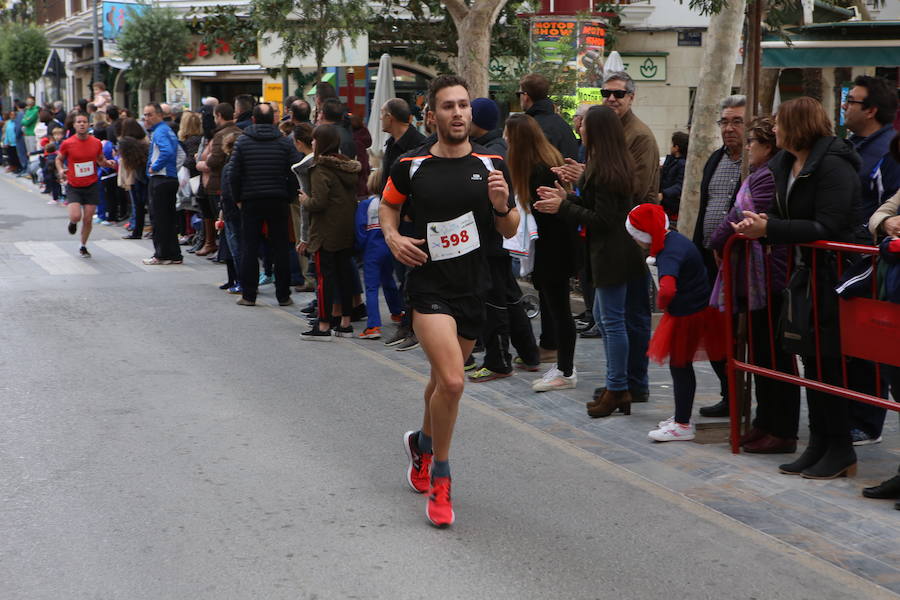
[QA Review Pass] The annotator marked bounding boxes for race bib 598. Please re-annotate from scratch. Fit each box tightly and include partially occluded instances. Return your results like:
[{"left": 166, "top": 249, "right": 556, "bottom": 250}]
[{"left": 427, "top": 211, "right": 480, "bottom": 262}]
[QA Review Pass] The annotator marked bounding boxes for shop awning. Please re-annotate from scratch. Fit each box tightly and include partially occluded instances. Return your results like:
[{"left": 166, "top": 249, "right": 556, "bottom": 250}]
[{"left": 762, "top": 21, "right": 900, "bottom": 68}]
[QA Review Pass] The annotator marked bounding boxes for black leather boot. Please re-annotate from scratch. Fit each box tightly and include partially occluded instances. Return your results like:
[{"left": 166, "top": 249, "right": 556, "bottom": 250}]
[
  {"left": 802, "top": 437, "right": 857, "bottom": 479},
  {"left": 778, "top": 433, "right": 826, "bottom": 475}
]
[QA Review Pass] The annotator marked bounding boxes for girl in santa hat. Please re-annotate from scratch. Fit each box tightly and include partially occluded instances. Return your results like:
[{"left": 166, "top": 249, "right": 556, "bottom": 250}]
[{"left": 626, "top": 203, "right": 726, "bottom": 441}]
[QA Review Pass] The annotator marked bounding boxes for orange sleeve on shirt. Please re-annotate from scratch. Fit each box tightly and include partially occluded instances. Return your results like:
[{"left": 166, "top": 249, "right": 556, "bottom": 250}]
[{"left": 382, "top": 176, "right": 406, "bottom": 206}]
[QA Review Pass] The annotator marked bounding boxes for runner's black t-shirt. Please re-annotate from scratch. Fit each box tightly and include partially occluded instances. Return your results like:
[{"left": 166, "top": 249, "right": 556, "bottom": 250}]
[{"left": 383, "top": 143, "right": 514, "bottom": 299}]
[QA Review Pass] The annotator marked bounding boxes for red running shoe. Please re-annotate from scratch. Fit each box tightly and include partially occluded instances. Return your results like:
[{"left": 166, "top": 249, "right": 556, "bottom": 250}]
[
  {"left": 403, "top": 430, "right": 432, "bottom": 493},
  {"left": 427, "top": 477, "right": 454, "bottom": 528}
]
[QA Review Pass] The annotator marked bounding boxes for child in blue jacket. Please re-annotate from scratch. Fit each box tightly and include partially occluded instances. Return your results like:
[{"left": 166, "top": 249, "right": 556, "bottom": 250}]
[{"left": 355, "top": 169, "right": 403, "bottom": 339}]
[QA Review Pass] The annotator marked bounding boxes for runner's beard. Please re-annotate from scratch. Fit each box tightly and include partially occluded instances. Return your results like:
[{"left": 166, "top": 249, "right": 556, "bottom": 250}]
[{"left": 437, "top": 120, "right": 469, "bottom": 145}]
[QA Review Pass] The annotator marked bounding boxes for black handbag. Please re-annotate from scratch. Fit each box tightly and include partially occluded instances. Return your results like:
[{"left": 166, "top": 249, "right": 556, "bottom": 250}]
[{"left": 779, "top": 254, "right": 841, "bottom": 357}]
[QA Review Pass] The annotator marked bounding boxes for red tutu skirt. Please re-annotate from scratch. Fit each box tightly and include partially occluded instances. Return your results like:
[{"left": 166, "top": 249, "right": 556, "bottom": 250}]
[{"left": 648, "top": 307, "right": 727, "bottom": 367}]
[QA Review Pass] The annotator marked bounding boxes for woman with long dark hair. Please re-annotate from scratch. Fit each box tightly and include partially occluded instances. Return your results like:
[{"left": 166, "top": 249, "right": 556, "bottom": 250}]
[
  {"left": 116, "top": 117, "right": 149, "bottom": 239},
  {"left": 299, "top": 124, "right": 362, "bottom": 340},
  {"left": 734, "top": 97, "right": 859, "bottom": 479},
  {"left": 505, "top": 113, "right": 579, "bottom": 390},
  {"left": 536, "top": 105, "right": 646, "bottom": 417}
]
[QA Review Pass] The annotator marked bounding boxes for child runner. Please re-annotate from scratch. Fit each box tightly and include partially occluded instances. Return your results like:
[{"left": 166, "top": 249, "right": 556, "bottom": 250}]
[
  {"left": 625, "top": 203, "right": 725, "bottom": 441},
  {"left": 355, "top": 169, "right": 403, "bottom": 339}
]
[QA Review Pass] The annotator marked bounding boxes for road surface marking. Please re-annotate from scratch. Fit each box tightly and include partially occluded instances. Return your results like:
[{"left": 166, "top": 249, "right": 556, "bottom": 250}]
[
  {"left": 93, "top": 239, "right": 194, "bottom": 272},
  {"left": 14, "top": 241, "right": 99, "bottom": 275}
]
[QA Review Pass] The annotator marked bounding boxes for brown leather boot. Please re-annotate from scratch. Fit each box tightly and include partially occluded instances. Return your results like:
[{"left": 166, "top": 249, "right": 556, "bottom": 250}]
[
  {"left": 587, "top": 389, "right": 632, "bottom": 418},
  {"left": 195, "top": 219, "right": 218, "bottom": 256}
]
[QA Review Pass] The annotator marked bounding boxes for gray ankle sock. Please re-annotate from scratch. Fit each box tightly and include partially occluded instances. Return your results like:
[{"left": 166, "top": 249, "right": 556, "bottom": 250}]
[
  {"left": 432, "top": 459, "right": 450, "bottom": 479},
  {"left": 417, "top": 431, "right": 432, "bottom": 454}
]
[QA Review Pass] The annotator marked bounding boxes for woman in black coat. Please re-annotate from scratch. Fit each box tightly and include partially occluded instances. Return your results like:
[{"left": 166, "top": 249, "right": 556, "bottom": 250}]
[
  {"left": 734, "top": 97, "right": 860, "bottom": 479},
  {"left": 505, "top": 113, "right": 578, "bottom": 389}
]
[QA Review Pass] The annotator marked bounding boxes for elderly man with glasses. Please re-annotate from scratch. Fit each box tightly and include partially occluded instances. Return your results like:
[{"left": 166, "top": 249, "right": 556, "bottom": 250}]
[{"left": 689, "top": 94, "right": 747, "bottom": 418}]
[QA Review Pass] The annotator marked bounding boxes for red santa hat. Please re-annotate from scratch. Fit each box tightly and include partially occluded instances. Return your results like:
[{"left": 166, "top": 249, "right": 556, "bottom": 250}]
[{"left": 625, "top": 203, "right": 669, "bottom": 266}]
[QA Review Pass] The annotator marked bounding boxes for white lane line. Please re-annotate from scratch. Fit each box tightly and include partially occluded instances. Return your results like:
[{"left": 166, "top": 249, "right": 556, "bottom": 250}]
[
  {"left": 14, "top": 241, "right": 100, "bottom": 275},
  {"left": 92, "top": 239, "right": 194, "bottom": 272}
]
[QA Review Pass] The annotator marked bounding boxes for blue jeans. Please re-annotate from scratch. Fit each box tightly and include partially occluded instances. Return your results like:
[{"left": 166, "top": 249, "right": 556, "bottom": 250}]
[{"left": 594, "top": 272, "right": 651, "bottom": 392}]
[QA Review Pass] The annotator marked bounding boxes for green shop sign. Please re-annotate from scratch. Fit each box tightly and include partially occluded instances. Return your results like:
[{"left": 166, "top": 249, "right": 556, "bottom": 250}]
[{"left": 621, "top": 55, "right": 667, "bottom": 82}]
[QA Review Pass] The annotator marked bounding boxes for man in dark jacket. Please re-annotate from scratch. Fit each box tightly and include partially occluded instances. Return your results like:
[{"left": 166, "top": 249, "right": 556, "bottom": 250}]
[
  {"left": 380, "top": 98, "right": 426, "bottom": 193},
  {"left": 230, "top": 103, "right": 303, "bottom": 307},
  {"left": 842, "top": 75, "right": 900, "bottom": 445},
  {"left": 469, "top": 97, "right": 507, "bottom": 159},
  {"left": 519, "top": 73, "right": 578, "bottom": 160},
  {"left": 845, "top": 75, "right": 900, "bottom": 242},
  {"left": 378, "top": 97, "right": 427, "bottom": 349},
  {"left": 691, "top": 95, "right": 746, "bottom": 418},
  {"left": 234, "top": 94, "right": 255, "bottom": 130}
]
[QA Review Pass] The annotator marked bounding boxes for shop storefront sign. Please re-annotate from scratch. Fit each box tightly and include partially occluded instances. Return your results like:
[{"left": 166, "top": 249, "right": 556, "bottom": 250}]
[{"left": 621, "top": 55, "right": 667, "bottom": 82}]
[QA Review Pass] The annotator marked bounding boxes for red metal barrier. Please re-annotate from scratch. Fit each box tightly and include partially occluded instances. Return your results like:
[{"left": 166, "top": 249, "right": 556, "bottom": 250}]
[{"left": 722, "top": 235, "right": 900, "bottom": 454}]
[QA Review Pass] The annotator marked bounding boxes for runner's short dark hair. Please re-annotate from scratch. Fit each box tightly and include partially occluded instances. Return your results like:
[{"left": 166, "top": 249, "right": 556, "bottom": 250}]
[{"left": 427, "top": 75, "right": 469, "bottom": 113}]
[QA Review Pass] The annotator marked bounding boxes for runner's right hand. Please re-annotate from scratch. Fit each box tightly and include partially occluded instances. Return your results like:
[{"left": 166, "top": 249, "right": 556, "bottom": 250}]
[{"left": 387, "top": 233, "right": 427, "bottom": 267}]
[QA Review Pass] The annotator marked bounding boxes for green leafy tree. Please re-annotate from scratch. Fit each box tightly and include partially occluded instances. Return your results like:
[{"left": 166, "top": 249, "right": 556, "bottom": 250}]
[
  {"left": 0, "top": 23, "right": 48, "bottom": 88},
  {"left": 249, "top": 0, "right": 369, "bottom": 81},
  {"left": 117, "top": 4, "right": 191, "bottom": 100}
]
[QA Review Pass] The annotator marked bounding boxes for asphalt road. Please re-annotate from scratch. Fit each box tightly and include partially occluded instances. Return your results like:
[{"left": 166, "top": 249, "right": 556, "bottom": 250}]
[{"left": 0, "top": 174, "right": 893, "bottom": 599}]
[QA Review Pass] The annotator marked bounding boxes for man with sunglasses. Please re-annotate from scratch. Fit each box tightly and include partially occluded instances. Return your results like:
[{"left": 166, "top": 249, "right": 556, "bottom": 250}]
[
  {"left": 551, "top": 72, "right": 660, "bottom": 206},
  {"left": 518, "top": 73, "right": 579, "bottom": 160},
  {"left": 691, "top": 94, "right": 746, "bottom": 418}
]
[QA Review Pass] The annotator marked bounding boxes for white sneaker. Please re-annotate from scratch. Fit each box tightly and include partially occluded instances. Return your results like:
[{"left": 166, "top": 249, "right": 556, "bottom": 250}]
[
  {"left": 532, "top": 366, "right": 577, "bottom": 392},
  {"left": 648, "top": 421, "right": 696, "bottom": 442},
  {"left": 657, "top": 416, "right": 675, "bottom": 429}
]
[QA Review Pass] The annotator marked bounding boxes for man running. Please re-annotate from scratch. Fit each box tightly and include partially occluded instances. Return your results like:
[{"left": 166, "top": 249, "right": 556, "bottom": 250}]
[
  {"left": 56, "top": 113, "right": 115, "bottom": 257},
  {"left": 380, "top": 75, "right": 519, "bottom": 527}
]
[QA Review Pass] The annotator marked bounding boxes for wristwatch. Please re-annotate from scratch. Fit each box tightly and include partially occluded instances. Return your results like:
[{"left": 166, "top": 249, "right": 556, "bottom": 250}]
[{"left": 492, "top": 204, "right": 513, "bottom": 217}]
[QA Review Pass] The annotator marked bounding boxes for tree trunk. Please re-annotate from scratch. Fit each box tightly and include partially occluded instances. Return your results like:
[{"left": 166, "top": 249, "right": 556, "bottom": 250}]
[
  {"left": 444, "top": 0, "right": 508, "bottom": 99},
  {"left": 452, "top": 13, "right": 493, "bottom": 98},
  {"left": 677, "top": 0, "right": 747, "bottom": 239},
  {"left": 759, "top": 68, "right": 780, "bottom": 115}
]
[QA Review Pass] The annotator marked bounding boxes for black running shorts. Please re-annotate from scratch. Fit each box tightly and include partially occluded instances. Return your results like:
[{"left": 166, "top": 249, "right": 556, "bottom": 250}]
[
  {"left": 410, "top": 295, "right": 486, "bottom": 341},
  {"left": 66, "top": 182, "right": 99, "bottom": 205}
]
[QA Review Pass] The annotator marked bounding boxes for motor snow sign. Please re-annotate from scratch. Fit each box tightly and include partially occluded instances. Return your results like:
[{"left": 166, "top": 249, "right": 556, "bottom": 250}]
[
  {"left": 530, "top": 18, "right": 606, "bottom": 85},
  {"left": 622, "top": 54, "right": 667, "bottom": 82}
]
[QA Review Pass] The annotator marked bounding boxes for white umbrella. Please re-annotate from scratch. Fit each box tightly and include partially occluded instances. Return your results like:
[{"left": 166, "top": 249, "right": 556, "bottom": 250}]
[
  {"left": 368, "top": 53, "right": 396, "bottom": 162},
  {"left": 604, "top": 50, "right": 625, "bottom": 75}
]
